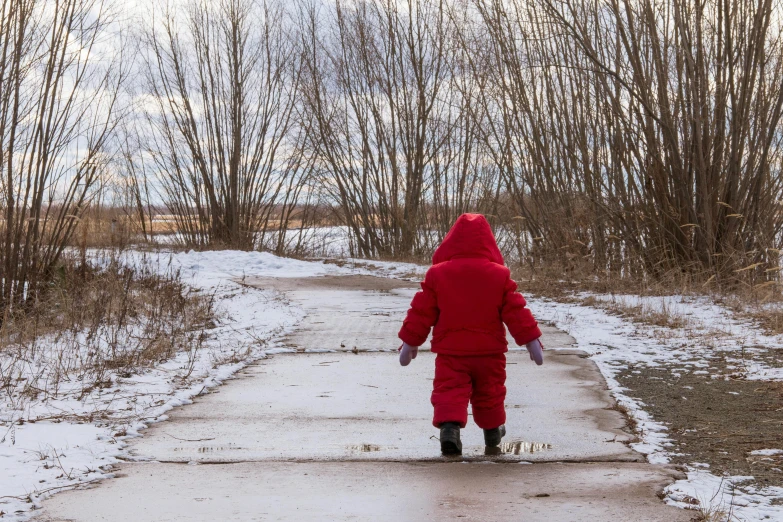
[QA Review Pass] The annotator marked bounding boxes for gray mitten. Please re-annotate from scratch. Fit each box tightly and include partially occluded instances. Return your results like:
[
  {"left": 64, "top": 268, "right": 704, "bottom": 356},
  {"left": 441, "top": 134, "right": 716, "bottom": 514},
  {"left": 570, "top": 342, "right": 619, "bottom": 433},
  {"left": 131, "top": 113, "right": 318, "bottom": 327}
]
[
  {"left": 399, "top": 342, "right": 419, "bottom": 366},
  {"left": 525, "top": 338, "right": 544, "bottom": 366}
]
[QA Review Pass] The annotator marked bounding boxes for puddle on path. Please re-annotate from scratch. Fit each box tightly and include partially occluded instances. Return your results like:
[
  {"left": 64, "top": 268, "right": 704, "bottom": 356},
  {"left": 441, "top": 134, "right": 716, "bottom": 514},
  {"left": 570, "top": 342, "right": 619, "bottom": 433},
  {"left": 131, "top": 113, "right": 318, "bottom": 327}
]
[
  {"left": 485, "top": 441, "right": 552, "bottom": 456},
  {"left": 347, "top": 444, "right": 397, "bottom": 453}
]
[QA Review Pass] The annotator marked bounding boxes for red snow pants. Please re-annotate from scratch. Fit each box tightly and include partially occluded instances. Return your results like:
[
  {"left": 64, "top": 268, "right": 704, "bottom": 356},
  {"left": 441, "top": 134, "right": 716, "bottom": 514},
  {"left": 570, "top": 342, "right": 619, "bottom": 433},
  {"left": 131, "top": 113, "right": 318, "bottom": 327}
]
[{"left": 431, "top": 353, "right": 506, "bottom": 429}]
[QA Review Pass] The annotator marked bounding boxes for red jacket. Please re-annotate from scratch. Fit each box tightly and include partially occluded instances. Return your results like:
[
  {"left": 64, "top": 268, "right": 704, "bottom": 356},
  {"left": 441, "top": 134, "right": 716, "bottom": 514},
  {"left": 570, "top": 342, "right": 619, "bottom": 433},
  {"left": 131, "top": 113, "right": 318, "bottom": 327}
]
[{"left": 398, "top": 214, "right": 541, "bottom": 355}]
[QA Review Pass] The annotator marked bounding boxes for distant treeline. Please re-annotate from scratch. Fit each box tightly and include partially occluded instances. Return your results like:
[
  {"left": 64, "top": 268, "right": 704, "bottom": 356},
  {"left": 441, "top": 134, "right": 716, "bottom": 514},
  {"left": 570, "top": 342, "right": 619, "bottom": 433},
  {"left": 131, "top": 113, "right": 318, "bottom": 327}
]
[{"left": 2, "top": 0, "right": 783, "bottom": 317}]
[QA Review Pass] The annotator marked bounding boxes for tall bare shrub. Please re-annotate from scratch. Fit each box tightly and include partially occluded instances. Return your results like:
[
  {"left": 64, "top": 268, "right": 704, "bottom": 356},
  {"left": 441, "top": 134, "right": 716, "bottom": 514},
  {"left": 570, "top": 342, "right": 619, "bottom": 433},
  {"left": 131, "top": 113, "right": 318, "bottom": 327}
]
[
  {"left": 140, "top": 0, "right": 308, "bottom": 250},
  {"left": 299, "top": 0, "right": 456, "bottom": 257},
  {"left": 537, "top": 0, "right": 783, "bottom": 280},
  {"left": 0, "top": 0, "right": 126, "bottom": 323},
  {"left": 463, "top": 0, "right": 783, "bottom": 283}
]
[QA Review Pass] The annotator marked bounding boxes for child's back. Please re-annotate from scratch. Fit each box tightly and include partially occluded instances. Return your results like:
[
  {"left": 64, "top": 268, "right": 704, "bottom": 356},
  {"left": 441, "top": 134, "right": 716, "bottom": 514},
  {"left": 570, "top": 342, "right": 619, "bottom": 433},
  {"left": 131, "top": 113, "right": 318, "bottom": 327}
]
[
  {"left": 397, "top": 213, "right": 543, "bottom": 456},
  {"left": 399, "top": 213, "right": 541, "bottom": 355}
]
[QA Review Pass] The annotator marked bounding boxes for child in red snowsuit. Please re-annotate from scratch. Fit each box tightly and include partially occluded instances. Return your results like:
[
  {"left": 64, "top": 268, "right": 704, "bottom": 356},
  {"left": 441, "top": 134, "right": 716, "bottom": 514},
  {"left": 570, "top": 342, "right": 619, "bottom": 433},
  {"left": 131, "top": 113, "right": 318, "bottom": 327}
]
[{"left": 397, "top": 213, "right": 543, "bottom": 456}]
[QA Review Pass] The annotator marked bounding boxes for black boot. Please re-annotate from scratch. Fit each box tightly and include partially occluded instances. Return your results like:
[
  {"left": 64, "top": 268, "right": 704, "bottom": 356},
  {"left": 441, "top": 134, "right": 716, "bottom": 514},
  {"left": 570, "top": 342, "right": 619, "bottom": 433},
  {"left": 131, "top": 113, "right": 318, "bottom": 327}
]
[
  {"left": 483, "top": 425, "right": 506, "bottom": 448},
  {"left": 439, "top": 422, "right": 462, "bottom": 456}
]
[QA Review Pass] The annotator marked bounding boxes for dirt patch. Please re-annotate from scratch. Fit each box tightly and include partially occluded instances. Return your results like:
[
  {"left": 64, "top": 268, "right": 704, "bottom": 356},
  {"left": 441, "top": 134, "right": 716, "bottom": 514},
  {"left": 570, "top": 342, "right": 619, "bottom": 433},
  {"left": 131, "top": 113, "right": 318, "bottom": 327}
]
[{"left": 617, "top": 353, "right": 783, "bottom": 489}]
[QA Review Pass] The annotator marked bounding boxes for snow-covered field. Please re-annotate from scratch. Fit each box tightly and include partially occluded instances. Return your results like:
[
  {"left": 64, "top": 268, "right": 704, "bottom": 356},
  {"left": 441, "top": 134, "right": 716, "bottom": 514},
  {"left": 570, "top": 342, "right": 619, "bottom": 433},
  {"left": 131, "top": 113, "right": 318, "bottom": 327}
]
[
  {"left": 153, "top": 226, "right": 356, "bottom": 258},
  {"left": 2, "top": 250, "right": 782, "bottom": 520},
  {"left": 153, "top": 225, "right": 529, "bottom": 262}
]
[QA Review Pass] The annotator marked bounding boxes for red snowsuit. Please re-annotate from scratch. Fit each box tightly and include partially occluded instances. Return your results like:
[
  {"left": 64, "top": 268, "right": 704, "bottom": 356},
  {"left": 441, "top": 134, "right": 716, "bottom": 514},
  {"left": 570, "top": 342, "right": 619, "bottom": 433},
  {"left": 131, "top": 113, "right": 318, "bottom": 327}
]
[{"left": 398, "top": 213, "right": 541, "bottom": 429}]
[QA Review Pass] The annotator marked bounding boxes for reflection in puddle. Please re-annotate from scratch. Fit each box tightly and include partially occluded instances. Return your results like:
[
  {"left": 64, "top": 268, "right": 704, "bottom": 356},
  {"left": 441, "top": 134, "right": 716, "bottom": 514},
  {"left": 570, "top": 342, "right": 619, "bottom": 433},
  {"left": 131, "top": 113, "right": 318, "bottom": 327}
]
[
  {"left": 348, "top": 444, "right": 383, "bottom": 452},
  {"left": 490, "top": 441, "right": 552, "bottom": 455}
]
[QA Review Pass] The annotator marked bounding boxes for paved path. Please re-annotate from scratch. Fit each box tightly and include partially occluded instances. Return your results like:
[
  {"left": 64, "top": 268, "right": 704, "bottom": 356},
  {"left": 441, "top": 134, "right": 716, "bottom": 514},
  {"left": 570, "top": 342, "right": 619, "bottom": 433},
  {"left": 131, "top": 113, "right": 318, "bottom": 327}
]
[{"left": 38, "top": 275, "right": 691, "bottom": 521}]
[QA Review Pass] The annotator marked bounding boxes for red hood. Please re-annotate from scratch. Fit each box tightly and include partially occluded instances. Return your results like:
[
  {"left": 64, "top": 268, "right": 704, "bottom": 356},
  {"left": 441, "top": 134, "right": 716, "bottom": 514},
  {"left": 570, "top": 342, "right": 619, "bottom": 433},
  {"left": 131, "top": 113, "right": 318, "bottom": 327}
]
[{"left": 432, "top": 214, "right": 504, "bottom": 265}]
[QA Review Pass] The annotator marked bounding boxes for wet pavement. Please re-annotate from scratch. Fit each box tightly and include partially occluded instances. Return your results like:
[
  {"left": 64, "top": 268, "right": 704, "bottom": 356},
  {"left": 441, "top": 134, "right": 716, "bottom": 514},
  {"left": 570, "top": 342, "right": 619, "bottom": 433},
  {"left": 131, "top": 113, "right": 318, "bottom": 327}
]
[
  {"left": 124, "top": 349, "right": 639, "bottom": 463},
  {"left": 35, "top": 461, "right": 687, "bottom": 522},
  {"left": 37, "top": 275, "right": 691, "bottom": 521}
]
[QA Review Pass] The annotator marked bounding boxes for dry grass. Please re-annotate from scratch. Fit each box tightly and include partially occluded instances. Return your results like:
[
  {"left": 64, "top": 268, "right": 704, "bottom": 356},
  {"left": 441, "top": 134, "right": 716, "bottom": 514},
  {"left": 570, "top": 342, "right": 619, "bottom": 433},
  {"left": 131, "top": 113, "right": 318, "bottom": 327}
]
[
  {"left": 691, "top": 507, "right": 735, "bottom": 522},
  {"left": 715, "top": 292, "right": 783, "bottom": 336},
  {"left": 0, "top": 250, "right": 216, "bottom": 406},
  {"left": 580, "top": 295, "right": 691, "bottom": 330},
  {"left": 67, "top": 208, "right": 324, "bottom": 253},
  {"left": 69, "top": 212, "right": 179, "bottom": 248},
  {"left": 609, "top": 401, "right": 641, "bottom": 441}
]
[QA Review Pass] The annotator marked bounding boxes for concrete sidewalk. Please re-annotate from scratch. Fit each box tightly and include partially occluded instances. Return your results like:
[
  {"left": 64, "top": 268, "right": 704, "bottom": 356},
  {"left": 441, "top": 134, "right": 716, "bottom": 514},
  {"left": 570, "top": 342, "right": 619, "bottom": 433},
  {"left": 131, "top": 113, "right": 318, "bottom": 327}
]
[
  {"left": 37, "top": 275, "right": 691, "bottom": 521},
  {"left": 120, "top": 350, "right": 640, "bottom": 463}
]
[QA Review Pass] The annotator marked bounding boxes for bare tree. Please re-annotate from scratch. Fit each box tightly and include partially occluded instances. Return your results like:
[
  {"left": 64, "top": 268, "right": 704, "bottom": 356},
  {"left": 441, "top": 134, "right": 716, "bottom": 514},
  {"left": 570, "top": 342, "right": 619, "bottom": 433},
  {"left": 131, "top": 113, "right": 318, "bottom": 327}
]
[
  {"left": 117, "top": 121, "right": 156, "bottom": 243},
  {"left": 140, "top": 0, "right": 307, "bottom": 250},
  {"left": 532, "top": 0, "right": 783, "bottom": 280},
  {"left": 451, "top": 0, "right": 783, "bottom": 282},
  {"left": 135, "top": 0, "right": 783, "bottom": 282},
  {"left": 299, "top": 0, "right": 454, "bottom": 257},
  {"left": 0, "top": 0, "right": 127, "bottom": 323},
  {"left": 113, "top": 0, "right": 783, "bottom": 285}
]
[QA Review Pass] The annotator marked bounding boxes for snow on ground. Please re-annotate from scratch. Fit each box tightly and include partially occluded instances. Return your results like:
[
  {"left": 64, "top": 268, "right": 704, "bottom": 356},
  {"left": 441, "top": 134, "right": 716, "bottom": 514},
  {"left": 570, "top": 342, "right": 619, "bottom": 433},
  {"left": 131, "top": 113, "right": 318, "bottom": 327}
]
[
  {"left": 0, "top": 250, "right": 415, "bottom": 520},
  {"left": 529, "top": 295, "right": 783, "bottom": 520},
  {"left": 154, "top": 227, "right": 354, "bottom": 257},
  {"left": 591, "top": 294, "right": 783, "bottom": 381},
  {"left": 3, "top": 250, "right": 782, "bottom": 520},
  {"left": 749, "top": 449, "right": 783, "bottom": 456},
  {"left": 332, "top": 257, "right": 427, "bottom": 281},
  {"left": 665, "top": 471, "right": 783, "bottom": 521},
  {"left": 167, "top": 250, "right": 427, "bottom": 282}
]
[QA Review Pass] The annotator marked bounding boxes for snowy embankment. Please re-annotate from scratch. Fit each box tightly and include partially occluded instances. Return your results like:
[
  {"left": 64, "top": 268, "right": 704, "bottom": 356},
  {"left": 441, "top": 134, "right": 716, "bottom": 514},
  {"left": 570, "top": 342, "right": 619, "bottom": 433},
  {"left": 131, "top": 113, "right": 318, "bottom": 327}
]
[
  {"left": 0, "top": 251, "right": 422, "bottom": 520},
  {"left": 531, "top": 295, "right": 783, "bottom": 520}
]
